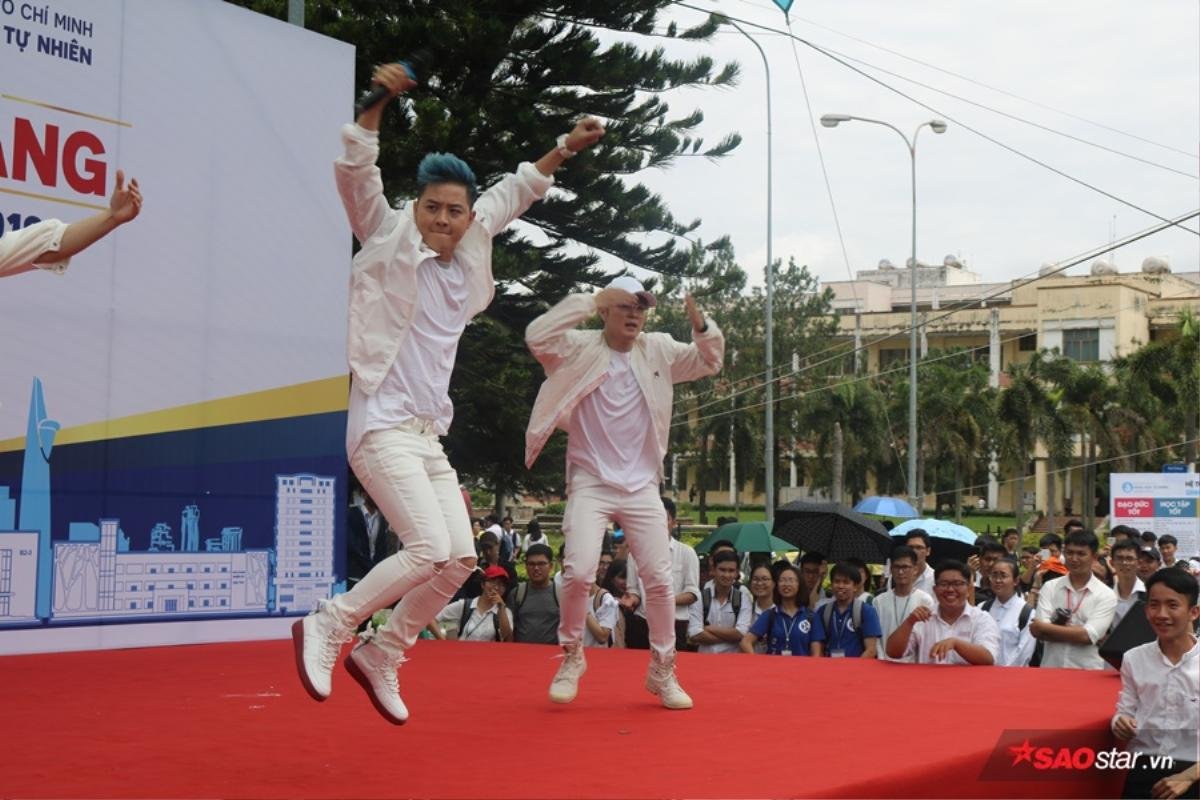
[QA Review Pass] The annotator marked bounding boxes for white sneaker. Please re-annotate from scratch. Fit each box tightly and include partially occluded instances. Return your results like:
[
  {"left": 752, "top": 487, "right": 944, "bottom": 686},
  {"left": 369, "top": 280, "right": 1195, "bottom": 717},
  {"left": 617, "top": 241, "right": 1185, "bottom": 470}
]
[
  {"left": 345, "top": 641, "right": 409, "bottom": 725},
  {"left": 291, "top": 603, "right": 352, "bottom": 701},
  {"left": 645, "top": 651, "right": 693, "bottom": 710},
  {"left": 548, "top": 643, "right": 587, "bottom": 704}
]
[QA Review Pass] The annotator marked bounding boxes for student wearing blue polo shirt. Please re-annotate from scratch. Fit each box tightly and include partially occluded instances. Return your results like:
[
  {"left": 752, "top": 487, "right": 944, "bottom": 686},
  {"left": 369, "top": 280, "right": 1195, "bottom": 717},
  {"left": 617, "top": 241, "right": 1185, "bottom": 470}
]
[
  {"left": 813, "top": 561, "right": 882, "bottom": 658},
  {"left": 740, "top": 564, "right": 822, "bottom": 656}
]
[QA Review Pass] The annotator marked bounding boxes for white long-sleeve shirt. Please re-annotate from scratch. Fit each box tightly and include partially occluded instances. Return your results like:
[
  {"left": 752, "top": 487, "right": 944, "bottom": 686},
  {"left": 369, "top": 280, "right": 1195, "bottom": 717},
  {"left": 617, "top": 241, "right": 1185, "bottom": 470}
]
[
  {"left": 986, "top": 594, "right": 1037, "bottom": 667},
  {"left": 0, "top": 219, "right": 70, "bottom": 277},
  {"left": 1112, "top": 637, "right": 1199, "bottom": 762}
]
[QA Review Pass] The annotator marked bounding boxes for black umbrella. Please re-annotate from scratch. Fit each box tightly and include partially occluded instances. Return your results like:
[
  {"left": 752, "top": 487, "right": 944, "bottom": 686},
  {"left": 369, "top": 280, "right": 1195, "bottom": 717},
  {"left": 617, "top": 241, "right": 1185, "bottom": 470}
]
[{"left": 772, "top": 500, "right": 894, "bottom": 564}]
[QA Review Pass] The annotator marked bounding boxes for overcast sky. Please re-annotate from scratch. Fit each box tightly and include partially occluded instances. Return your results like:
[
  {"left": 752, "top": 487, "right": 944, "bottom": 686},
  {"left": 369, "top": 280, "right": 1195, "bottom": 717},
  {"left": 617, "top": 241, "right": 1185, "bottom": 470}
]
[{"left": 595, "top": 0, "right": 1200, "bottom": 291}]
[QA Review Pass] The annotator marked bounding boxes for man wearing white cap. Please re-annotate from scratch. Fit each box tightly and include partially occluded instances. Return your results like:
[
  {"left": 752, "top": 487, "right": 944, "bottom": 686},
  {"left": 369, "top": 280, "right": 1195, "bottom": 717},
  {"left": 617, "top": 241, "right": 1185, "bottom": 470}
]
[{"left": 524, "top": 276, "right": 724, "bottom": 709}]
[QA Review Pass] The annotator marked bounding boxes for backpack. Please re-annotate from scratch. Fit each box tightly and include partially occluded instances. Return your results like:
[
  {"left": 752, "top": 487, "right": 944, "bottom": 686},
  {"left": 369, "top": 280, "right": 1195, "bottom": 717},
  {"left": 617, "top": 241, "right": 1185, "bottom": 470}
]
[
  {"left": 820, "top": 596, "right": 866, "bottom": 652},
  {"left": 512, "top": 580, "right": 559, "bottom": 628},
  {"left": 458, "top": 599, "right": 501, "bottom": 641},
  {"left": 701, "top": 585, "right": 743, "bottom": 626},
  {"left": 980, "top": 597, "right": 1033, "bottom": 631}
]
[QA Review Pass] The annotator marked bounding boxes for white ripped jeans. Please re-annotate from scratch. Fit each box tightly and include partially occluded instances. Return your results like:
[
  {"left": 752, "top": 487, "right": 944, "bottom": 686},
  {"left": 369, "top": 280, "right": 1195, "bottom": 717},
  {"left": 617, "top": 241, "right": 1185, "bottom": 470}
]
[
  {"left": 558, "top": 469, "right": 675, "bottom": 658},
  {"left": 327, "top": 423, "right": 475, "bottom": 656}
]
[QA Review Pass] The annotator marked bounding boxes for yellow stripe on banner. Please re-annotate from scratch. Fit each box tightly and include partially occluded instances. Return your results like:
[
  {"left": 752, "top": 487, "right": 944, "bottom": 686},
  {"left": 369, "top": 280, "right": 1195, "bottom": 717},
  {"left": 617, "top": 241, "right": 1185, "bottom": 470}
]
[
  {"left": 1, "top": 93, "right": 133, "bottom": 127},
  {"left": 0, "top": 185, "right": 107, "bottom": 211},
  {"left": 0, "top": 376, "right": 349, "bottom": 453}
]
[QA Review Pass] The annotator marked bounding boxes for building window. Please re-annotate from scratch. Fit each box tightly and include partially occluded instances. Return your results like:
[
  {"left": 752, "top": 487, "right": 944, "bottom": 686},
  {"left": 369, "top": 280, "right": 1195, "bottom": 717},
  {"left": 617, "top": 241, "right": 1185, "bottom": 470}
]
[
  {"left": 1063, "top": 328, "right": 1099, "bottom": 362},
  {"left": 1019, "top": 333, "right": 1037, "bottom": 351},
  {"left": 878, "top": 348, "right": 909, "bottom": 372}
]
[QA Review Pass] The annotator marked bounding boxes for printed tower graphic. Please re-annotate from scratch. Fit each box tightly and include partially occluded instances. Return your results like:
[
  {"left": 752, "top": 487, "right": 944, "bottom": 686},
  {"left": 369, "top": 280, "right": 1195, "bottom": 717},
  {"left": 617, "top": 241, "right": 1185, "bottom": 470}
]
[
  {"left": 19, "top": 378, "right": 59, "bottom": 621},
  {"left": 181, "top": 505, "right": 200, "bottom": 552}
]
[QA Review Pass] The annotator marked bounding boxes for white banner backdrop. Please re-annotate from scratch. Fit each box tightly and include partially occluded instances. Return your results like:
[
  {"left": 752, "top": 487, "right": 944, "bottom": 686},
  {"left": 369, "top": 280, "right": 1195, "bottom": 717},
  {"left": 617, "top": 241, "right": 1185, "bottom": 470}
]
[{"left": 0, "top": 0, "right": 355, "bottom": 654}]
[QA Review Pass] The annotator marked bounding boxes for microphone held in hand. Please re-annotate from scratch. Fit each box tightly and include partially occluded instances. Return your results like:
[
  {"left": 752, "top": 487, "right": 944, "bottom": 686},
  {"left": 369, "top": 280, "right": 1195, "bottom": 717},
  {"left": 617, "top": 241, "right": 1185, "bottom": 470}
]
[{"left": 353, "top": 50, "right": 433, "bottom": 116}]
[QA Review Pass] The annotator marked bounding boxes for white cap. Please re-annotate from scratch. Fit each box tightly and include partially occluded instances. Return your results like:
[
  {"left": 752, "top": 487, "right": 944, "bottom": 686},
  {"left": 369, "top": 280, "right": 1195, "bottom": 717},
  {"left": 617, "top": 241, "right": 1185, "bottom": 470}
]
[{"left": 605, "top": 275, "right": 656, "bottom": 308}]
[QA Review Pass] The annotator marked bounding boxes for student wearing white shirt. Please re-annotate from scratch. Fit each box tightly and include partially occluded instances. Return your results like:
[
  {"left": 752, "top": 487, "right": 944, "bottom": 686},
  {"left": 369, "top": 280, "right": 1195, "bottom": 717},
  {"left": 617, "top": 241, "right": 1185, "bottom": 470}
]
[
  {"left": 434, "top": 566, "right": 514, "bottom": 642},
  {"left": 291, "top": 64, "right": 606, "bottom": 726},
  {"left": 981, "top": 557, "right": 1036, "bottom": 667},
  {"left": 886, "top": 560, "right": 1000, "bottom": 665},
  {"left": 1112, "top": 569, "right": 1200, "bottom": 800},
  {"left": 1109, "top": 539, "right": 1147, "bottom": 632},
  {"left": 687, "top": 551, "right": 753, "bottom": 654},
  {"left": 1030, "top": 529, "right": 1118, "bottom": 670},
  {"left": 874, "top": 545, "right": 935, "bottom": 661}
]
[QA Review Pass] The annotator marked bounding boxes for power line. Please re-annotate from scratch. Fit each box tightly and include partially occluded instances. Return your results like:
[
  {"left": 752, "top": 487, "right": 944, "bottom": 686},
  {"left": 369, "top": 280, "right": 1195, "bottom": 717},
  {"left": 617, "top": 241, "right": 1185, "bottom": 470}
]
[
  {"left": 674, "top": 291, "right": 1162, "bottom": 431},
  {"left": 670, "top": 1, "right": 1200, "bottom": 236},
  {"left": 698, "top": 0, "right": 1199, "bottom": 161},
  {"left": 941, "top": 439, "right": 1200, "bottom": 500},
  {"left": 672, "top": 208, "right": 1200, "bottom": 421}
]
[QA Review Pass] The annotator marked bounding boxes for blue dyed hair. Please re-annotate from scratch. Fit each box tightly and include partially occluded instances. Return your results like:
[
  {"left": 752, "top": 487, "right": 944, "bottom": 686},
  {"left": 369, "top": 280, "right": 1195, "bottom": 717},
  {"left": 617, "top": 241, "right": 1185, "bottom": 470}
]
[{"left": 416, "top": 152, "right": 478, "bottom": 204}]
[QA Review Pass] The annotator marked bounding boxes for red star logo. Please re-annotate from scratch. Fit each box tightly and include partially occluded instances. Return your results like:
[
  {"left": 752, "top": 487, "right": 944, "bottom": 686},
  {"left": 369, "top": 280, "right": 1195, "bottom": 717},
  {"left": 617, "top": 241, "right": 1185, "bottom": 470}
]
[{"left": 1009, "top": 738, "right": 1035, "bottom": 766}]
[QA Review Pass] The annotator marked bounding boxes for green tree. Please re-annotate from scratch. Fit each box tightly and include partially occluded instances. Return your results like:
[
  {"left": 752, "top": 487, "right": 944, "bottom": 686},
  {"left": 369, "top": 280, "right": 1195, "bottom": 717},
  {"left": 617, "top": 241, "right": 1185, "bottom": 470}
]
[
  {"left": 919, "top": 357, "right": 995, "bottom": 522},
  {"left": 1118, "top": 309, "right": 1200, "bottom": 467},
  {"left": 237, "top": 0, "right": 743, "bottom": 509}
]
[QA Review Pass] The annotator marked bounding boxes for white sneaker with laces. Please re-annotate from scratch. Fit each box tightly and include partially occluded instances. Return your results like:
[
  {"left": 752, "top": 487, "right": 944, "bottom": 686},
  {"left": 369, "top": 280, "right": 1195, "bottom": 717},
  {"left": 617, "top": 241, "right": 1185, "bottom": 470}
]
[
  {"left": 645, "top": 651, "right": 693, "bottom": 710},
  {"left": 548, "top": 642, "right": 587, "bottom": 704},
  {"left": 291, "top": 602, "right": 353, "bottom": 701},
  {"left": 345, "top": 640, "right": 409, "bottom": 725}
]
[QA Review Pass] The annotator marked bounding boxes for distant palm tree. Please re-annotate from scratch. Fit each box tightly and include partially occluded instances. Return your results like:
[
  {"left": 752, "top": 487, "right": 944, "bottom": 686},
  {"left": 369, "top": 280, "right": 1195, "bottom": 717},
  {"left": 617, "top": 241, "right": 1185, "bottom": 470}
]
[
  {"left": 797, "top": 380, "right": 887, "bottom": 506},
  {"left": 920, "top": 359, "right": 995, "bottom": 522},
  {"left": 1119, "top": 309, "right": 1200, "bottom": 466}
]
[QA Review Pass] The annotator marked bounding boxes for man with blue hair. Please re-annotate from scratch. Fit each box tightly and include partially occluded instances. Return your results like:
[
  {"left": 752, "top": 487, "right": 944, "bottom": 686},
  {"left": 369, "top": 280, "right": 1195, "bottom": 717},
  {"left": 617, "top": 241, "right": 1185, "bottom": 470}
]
[{"left": 293, "top": 63, "right": 605, "bottom": 725}]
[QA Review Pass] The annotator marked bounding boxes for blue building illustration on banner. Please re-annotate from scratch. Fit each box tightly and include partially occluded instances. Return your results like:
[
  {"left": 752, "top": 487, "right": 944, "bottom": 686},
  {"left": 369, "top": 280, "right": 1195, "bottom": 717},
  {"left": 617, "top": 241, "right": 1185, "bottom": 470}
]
[{"left": 0, "top": 378, "right": 339, "bottom": 627}]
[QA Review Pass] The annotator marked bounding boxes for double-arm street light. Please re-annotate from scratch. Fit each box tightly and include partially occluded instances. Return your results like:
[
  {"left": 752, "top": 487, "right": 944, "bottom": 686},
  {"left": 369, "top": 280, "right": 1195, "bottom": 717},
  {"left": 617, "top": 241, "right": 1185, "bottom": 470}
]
[{"left": 819, "top": 114, "right": 947, "bottom": 512}]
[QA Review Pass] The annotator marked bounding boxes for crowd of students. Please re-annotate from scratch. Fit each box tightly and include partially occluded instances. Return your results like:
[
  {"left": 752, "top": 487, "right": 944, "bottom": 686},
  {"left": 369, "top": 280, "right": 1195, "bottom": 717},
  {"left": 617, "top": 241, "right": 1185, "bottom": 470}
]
[{"left": 421, "top": 509, "right": 1197, "bottom": 799}]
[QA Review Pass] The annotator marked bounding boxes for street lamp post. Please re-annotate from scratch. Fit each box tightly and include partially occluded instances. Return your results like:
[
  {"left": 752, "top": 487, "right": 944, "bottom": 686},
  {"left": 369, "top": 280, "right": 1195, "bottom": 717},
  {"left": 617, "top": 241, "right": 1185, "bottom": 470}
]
[
  {"left": 730, "top": 20, "right": 775, "bottom": 521},
  {"left": 819, "top": 114, "right": 947, "bottom": 512}
]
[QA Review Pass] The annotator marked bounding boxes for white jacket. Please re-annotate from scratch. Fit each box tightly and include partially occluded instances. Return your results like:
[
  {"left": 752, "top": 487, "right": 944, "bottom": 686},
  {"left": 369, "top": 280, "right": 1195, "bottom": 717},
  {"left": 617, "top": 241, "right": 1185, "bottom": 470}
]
[
  {"left": 524, "top": 292, "right": 724, "bottom": 476},
  {"left": 334, "top": 122, "right": 554, "bottom": 394}
]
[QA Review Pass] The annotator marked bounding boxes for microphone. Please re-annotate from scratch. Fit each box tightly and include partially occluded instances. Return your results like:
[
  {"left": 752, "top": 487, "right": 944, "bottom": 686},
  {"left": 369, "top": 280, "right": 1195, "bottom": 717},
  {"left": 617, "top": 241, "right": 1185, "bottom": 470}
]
[{"left": 354, "top": 51, "right": 431, "bottom": 116}]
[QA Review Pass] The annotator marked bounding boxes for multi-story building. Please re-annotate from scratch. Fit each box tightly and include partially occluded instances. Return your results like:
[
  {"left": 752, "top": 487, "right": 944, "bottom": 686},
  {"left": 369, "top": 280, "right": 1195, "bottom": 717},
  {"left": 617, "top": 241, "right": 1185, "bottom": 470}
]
[
  {"left": 272, "top": 474, "right": 336, "bottom": 615},
  {"left": 672, "top": 257, "right": 1200, "bottom": 515}
]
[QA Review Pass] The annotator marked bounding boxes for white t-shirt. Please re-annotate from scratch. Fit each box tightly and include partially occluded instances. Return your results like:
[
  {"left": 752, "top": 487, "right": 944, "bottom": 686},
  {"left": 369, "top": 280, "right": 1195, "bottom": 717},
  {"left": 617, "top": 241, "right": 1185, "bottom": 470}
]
[
  {"left": 437, "top": 598, "right": 511, "bottom": 642},
  {"left": 566, "top": 349, "right": 659, "bottom": 493},
  {"left": 347, "top": 256, "right": 470, "bottom": 455},
  {"left": 584, "top": 590, "right": 620, "bottom": 648}
]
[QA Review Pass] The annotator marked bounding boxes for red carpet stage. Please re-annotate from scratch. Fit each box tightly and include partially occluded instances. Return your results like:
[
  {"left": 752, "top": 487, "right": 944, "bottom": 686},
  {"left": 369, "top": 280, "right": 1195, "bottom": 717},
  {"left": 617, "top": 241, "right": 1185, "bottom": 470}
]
[{"left": 0, "top": 639, "right": 1127, "bottom": 798}]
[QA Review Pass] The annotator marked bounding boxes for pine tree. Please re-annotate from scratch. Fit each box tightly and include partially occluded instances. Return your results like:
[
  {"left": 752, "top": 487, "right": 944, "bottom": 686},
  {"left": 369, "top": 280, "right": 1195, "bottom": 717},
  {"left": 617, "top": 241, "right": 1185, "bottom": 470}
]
[{"left": 237, "top": 0, "right": 743, "bottom": 509}]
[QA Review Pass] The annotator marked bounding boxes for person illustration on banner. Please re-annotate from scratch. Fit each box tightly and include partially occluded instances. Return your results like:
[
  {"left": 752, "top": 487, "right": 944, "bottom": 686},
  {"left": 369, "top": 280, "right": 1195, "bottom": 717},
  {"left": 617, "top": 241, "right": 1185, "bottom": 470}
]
[
  {"left": 0, "top": 170, "right": 143, "bottom": 278},
  {"left": 291, "top": 61, "right": 605, "bottom": 724}
]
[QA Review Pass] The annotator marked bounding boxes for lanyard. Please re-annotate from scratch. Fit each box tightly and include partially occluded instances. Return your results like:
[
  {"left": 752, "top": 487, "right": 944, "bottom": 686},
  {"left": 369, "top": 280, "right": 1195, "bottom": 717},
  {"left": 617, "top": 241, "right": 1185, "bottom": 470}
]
[
  {"left": 778, "top": 609, "right": 803, "bottom": 652},
  {"left": 832, "top": 605, "right": 852, "bottom": 645},
  {"left": 892, "top": 593, "right": 913, "bottom": 624},
  {"left": 463, "top": 605, "right": 494, "bottom": 640},
  {"left": 1066, "top": 587, "right": 1089, "bottom": 617}
]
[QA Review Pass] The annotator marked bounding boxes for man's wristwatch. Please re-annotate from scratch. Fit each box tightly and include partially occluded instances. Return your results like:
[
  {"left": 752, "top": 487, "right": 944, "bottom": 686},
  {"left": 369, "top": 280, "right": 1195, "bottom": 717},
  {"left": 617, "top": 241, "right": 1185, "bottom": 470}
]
[{"left": 556, "top": 133, "right": 577, "bottom": 159}]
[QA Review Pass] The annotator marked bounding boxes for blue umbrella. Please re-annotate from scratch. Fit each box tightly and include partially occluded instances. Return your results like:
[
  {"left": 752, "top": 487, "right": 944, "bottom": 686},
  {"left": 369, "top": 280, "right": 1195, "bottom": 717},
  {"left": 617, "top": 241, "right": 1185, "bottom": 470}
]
[
  {"left": 853, "top": 496, "right": 919, "bottom": 519},
  {"left": 890, "top": 518, "right": 978, "bottom": 564}
]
